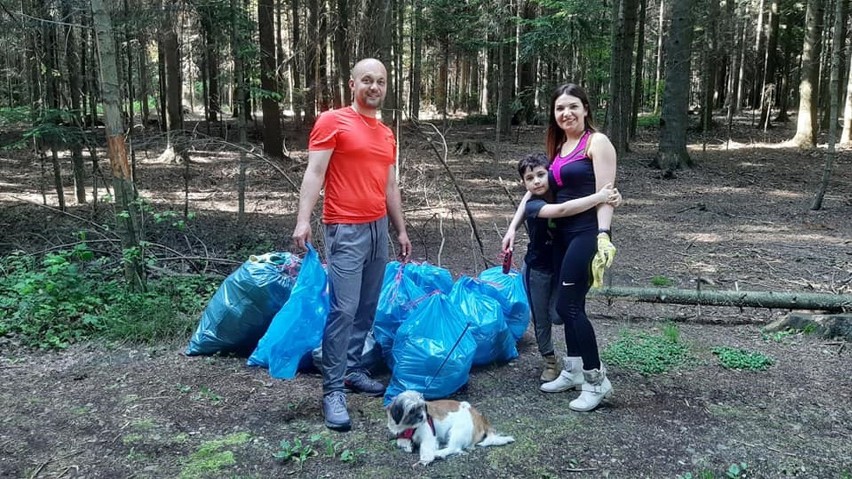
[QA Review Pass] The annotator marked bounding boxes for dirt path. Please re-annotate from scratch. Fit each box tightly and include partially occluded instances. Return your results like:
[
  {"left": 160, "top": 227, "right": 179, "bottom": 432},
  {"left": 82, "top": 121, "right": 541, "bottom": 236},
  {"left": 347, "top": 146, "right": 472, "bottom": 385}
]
[{"left": 1, "top": 318, "right": 850, "bottom": 478}]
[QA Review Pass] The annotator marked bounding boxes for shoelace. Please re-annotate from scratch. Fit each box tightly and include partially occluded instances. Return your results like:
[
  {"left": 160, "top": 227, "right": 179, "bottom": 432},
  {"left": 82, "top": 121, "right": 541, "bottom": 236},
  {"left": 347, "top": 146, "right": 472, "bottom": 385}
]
[{"left": 327, "top": 393, "right": 347, "bottom": 409}]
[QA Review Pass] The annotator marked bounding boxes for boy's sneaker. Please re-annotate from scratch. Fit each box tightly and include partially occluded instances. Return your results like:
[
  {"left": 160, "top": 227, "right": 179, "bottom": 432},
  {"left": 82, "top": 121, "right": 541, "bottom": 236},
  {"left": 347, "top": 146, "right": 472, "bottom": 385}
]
[
  {"left": 322, "top": 391, "right": 351, "bottom": 432},
  {"left": 343, "top": 371, "right": 386, "bottom": 397}
]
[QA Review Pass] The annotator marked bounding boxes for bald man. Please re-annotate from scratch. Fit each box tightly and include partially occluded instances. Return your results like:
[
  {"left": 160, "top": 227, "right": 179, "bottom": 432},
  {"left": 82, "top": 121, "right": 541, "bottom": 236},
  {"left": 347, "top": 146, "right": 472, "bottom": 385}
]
[{"left": 292, "top": 58, "right": 412, "bottom": 432}]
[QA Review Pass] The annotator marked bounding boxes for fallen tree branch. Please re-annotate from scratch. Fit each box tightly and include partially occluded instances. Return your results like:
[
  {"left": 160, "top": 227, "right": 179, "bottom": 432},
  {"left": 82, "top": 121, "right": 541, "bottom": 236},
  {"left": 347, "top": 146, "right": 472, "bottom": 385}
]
[
  {"left": 589, "top": 286, "right": 852, "bottom": 313},
  {"left": 410, "top": 120, "right": 489, "bottom": 269}
]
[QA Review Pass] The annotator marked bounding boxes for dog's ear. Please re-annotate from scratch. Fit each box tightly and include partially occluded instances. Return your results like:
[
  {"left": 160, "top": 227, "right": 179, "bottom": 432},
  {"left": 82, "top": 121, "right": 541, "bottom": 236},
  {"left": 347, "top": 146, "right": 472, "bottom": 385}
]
[{"left": 389, "top": 399, "right": 406, "bottom": 425}]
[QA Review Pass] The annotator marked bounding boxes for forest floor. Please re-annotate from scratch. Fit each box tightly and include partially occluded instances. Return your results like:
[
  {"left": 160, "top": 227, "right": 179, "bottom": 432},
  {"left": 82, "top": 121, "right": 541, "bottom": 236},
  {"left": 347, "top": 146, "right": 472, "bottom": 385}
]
[{"left": 0, "top": 114, "right": 851, "bottom": 478}]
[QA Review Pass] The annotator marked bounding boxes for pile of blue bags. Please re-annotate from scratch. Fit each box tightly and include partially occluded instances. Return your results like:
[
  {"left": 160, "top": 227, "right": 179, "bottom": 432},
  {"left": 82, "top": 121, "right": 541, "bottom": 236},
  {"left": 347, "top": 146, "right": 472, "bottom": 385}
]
[{"left": 186, "top": 248, "right": 529, "bottom": 406}]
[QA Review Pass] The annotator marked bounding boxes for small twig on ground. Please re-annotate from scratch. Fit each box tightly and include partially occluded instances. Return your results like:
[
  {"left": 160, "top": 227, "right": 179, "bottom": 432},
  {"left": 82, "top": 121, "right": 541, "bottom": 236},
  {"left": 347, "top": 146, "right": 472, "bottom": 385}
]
[
  {"left": 564, "top": 467, "right": 599, "bottom": 472},
  {"left": 26, "top": 450, "right": 77, "bottom": 479},
  {"left": 767, "top": 446, "right": 798, "bottom": 457},
  {"left": 29, "top": 455, "right": 53, "bottom": 479},
  {"left": 10, "top": 196, "right": 117, "bottom": 237}
]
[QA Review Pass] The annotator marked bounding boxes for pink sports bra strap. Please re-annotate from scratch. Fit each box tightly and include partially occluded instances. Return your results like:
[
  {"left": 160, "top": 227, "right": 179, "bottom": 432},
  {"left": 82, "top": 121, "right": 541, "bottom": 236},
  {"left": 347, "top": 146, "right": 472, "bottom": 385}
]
[{"left": 550, "top": 130, "right": 592, "bottom": 187}]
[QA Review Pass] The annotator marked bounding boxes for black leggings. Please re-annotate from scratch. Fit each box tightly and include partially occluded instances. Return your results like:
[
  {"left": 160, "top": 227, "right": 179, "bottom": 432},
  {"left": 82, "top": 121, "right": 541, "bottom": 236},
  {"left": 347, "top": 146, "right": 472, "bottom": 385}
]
[{"left": 555, "top": 229, "right": 601, "bottom": 370}]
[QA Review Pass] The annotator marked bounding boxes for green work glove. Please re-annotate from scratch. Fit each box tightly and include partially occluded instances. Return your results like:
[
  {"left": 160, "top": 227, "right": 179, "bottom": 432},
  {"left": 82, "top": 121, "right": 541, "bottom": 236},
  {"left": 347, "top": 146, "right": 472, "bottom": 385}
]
[{"left": 591, "top": 233, "right": 616, "bottom": 288}]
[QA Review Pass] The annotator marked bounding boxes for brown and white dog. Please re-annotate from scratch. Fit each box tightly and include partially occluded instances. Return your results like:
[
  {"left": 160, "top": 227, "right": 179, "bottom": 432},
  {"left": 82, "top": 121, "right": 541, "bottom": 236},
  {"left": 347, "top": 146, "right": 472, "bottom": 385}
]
[{"left": 386, "top": 390, "right": 515, "bottom": 465}]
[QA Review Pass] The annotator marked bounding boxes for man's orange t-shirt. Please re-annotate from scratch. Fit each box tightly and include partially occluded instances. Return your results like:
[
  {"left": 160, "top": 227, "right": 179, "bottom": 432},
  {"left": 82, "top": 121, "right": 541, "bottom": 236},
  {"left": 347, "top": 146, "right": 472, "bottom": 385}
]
[{"left": 309, "top": 107, "right": 397, "bottom": 224}]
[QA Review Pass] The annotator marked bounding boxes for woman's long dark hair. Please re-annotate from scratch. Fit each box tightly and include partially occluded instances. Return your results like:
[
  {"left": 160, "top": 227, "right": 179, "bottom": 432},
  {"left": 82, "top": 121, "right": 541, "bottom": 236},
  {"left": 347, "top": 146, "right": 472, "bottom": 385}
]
[{"left": 545, "top": 83, "right": 596, "bottom": 162}]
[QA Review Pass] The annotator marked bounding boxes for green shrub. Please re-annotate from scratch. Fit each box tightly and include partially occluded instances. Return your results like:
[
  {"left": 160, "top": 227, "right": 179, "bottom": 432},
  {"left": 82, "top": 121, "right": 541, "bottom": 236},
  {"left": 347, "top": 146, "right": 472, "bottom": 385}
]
[
  {"left": 0, "top": 246, "right": 218, "bottom": 349},
  {"left": 712, "top": 347, "right": 774, "bottom": 371},
  {"left": 602, "top": 324, "right": 692, "bottom": 375}
]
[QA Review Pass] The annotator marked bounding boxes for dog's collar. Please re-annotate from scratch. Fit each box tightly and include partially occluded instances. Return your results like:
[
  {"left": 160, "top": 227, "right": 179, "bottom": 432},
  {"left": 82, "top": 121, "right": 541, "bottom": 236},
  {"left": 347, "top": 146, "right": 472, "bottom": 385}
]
[{"left": 397, "top": 414, "right": 436, "bottom": 440}]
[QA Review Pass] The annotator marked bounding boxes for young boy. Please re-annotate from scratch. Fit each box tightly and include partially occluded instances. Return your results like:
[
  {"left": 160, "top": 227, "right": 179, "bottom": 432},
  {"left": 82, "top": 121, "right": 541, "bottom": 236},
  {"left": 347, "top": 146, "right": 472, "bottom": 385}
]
[{"left": 510, "top": 153, "right": 620, "bottom": 382}]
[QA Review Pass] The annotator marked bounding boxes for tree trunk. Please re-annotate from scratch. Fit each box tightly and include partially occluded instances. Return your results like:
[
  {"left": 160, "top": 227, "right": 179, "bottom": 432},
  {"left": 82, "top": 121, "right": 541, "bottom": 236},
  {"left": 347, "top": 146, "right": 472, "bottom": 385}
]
[
  {"left": 496, "top": 0, "right": 514, "bottom": 139},
  {"left": 774, "top": 10, "right": 793, "bottom": 123},
  {"left": 91, "top": 0, "right": 146, "bottom": 292},
  {"left": 700, "top": 0, "right": 719, "bottom": 133},
  {"left": 162, "top": 0, "right": 182, "bottom": 131},
  {"left": 791, "top": 0, "right": 824, "bottom": 147},
  {"left": 409, "top": 0, "right": 422, "bottom": 120},
  {"left": 62, "top": 0, "right": 86, "bottom": 204},
  {"left": 517, "top": 0, "right": 537, "bottom": 124},
  {"left": 652, "top": 0, "right": 665, "bottom": 115},
  {"left": 750, "top": 0, "right": 766, "bottom": 110},
  {"left": 842, "top": 33, "right": 852, "bottom": 143},
  {"left": 759, "top": 0, "right": 780, "bottom": 129},
  {"left": 590, "top": 287, "right": 852, "bottom": 313},
  {"left": 629, "top": 0, "right": 647, "bottom": 139},
  {"left": 333, "top": 0, "right": 351, "bottom": 107},
  {"left": 318, "top": 0, "right": 330, "bottom": 112},
  {"left": 655, "top": 0, "right": 694, "bottom": 174},
  {"left": 304, "top": 0, "right": 318, "bottom": 124},
  {"left": 811, "top": 0, "right": 844, "bottom": 210},
  {"left": 608, "top": 0, "right": 638, "bottom": 153},
  {"left": 258, "top": 0, "right": 283, "bottom": 158},
  {"left": 231, "top": 0, "right": 248, "bottom": 221},
  {"left": 290, "top": 0, "right": 303, "bottom": 125},
  {"left": 138, "top": 32, "right": 151, "bottom": 127}
]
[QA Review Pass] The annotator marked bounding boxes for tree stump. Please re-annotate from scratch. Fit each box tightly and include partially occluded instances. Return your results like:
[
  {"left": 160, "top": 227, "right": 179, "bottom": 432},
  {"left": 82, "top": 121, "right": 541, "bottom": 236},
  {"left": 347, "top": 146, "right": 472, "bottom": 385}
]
[
  {"left": 454, "top": 140, "right": 487, "bottom": 155},
  {"left": 764, "top": 313, "right": 852, "bottom": 341}
]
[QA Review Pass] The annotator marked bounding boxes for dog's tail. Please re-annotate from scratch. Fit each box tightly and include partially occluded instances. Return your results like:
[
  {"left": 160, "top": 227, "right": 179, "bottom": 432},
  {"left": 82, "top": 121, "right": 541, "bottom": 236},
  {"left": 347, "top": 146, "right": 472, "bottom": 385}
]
[{"left": 476, "top": 431, "right": 515, "bottom": 448}]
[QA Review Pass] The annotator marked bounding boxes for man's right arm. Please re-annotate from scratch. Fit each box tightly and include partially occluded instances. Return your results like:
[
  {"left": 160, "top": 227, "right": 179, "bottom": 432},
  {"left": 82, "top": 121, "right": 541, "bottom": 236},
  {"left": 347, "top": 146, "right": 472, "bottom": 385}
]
[{"left": 292, "top": 149, "right": 333, "bottom": 250}]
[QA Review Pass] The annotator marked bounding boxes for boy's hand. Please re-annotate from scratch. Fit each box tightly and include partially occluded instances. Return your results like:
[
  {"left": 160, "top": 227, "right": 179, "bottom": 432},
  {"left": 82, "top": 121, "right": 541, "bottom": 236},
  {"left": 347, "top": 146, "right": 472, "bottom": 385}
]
[
  {"left": 607, "top": 188, "right": 623, "bottom": 207},
  {"left": 595, "top": 183, "right": 615, "bottom": 204},
  {"left": 501, "top": 230, "right": 515, "bottom": 254}
]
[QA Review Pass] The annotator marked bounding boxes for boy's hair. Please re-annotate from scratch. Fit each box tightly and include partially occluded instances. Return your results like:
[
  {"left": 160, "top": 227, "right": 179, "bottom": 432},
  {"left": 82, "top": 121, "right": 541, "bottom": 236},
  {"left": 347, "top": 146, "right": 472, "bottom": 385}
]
[{"left": 517, "top": 153, "right": 550, "bottom": 178}]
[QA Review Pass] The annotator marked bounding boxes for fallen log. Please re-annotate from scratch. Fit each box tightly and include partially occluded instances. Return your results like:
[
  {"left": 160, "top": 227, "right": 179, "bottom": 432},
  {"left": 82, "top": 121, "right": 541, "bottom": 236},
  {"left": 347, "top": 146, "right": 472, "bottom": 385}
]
[{"left": 589, "top": 286, "right": 852, "bottom": 313}]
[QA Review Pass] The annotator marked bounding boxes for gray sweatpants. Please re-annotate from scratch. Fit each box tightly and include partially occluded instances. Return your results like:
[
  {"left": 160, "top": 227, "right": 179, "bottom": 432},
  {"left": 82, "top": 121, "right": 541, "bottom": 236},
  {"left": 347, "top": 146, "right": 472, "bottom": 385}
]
[
  {"left": 321, "top": 216, "right": 389, "bottom": 394},
  {"left": 522, "top": 264, "right": 560, "bottom": 357}
]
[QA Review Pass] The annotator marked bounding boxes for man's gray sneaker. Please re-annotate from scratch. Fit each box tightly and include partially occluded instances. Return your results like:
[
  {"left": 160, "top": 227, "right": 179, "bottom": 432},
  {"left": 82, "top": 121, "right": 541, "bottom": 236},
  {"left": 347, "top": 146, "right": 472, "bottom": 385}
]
[
  {"left": 343, "top": 371, "right": 386, "bottom": 397},
  {"left": 322, "top": 391, "right": 351, "bottom": 432}
]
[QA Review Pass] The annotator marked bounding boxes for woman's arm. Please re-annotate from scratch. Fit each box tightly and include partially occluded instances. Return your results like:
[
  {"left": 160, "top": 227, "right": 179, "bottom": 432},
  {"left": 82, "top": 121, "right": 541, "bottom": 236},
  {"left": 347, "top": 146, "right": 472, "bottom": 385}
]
[{"left": 588, "top": 133, "right": 617, "bottom": 231}]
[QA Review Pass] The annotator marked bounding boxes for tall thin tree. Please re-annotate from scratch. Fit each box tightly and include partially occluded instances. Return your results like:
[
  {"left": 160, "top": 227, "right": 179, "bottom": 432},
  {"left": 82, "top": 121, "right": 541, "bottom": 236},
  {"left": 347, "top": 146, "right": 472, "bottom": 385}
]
[
  {"left": 655, "top": 0, "right": 695, "bottom": 174},
  {"left": 91, "top": 0, "right": 146, "bottom": 291},
  {"left": 258, "top": 0, "right": 283, "bottom": 158},
  {"left": 790, "top": 0, "right": 824, "bottom": 146}
]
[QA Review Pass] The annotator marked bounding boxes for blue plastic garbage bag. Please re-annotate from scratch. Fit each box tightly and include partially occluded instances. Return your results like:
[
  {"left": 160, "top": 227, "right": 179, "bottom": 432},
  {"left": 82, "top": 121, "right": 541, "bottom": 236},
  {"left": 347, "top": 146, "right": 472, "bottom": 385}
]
[
  {"left": 383, "top": 293, "right": 477, "bottom": 406},
  {"left": 247, "top": 244, "right": 329, "bottom": 379},
  {"left": 448, "top": 276, "right": 518, "bottom": 366},
  {"left": 185, "top": 252, "right": 299, "bottom": 356},
  {"left": 404, "top": 261, "right": 453, "bottom": 294},
  {"left": 374, "top": 262, "right": 427, "bottom": 365},
  {"left": 478, "top": 266, "right": 530, "bottom": 341}
]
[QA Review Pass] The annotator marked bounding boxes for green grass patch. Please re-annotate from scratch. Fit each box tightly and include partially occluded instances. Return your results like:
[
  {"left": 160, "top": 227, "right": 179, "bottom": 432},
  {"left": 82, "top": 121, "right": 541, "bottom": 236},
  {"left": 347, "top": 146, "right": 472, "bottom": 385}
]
[
  {"left": 637, "top": 113, "right": 661, "bottom": 128},
  {"left": 651, "top": 275, "right": 674, "bottom": 287},
  {"left": 180, "top": 432, "right": 251, "bottom": 479},
  {"left": 0, "top": 245, "right": 218, "bottom": 349},
  {"left": 602, "top": 324, "right": 692, "bottom": 375},
  {"left": 712, "top": 347, "right": 774, "bottom": 371}
]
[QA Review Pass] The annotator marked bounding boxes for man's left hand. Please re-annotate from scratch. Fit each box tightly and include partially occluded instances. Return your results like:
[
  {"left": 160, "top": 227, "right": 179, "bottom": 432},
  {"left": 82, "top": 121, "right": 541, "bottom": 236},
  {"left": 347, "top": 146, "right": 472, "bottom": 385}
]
[{"left": 398, "top": 231, "right": 412, "bottom": 260}]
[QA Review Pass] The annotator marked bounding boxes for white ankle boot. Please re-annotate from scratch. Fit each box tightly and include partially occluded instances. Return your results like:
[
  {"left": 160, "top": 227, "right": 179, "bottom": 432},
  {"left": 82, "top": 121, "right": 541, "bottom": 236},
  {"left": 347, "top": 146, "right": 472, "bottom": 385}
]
[
  {"left": 540, "top": 356, "right": 584, "bottom": 393},
  {"left": 569, "top": 364, "right": 613, "bottom": 411}
]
